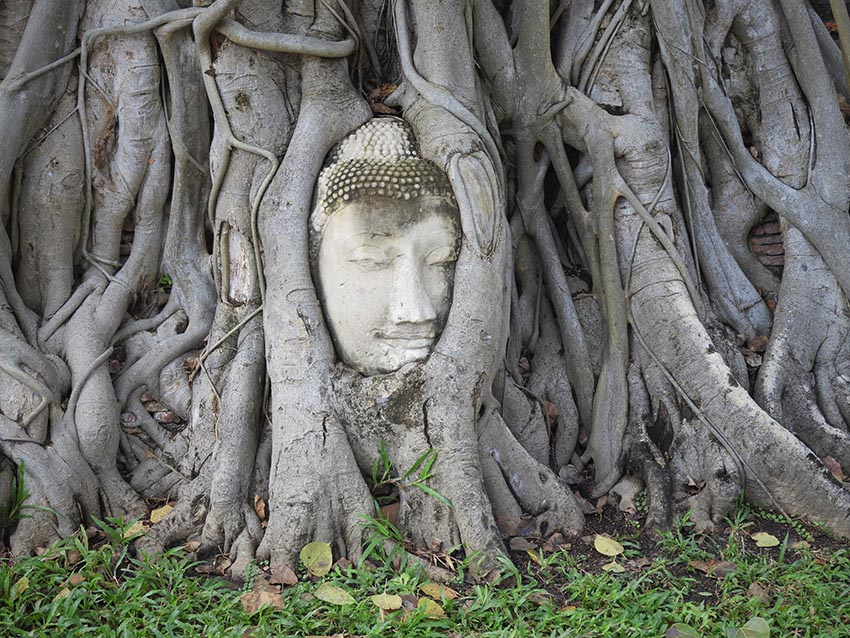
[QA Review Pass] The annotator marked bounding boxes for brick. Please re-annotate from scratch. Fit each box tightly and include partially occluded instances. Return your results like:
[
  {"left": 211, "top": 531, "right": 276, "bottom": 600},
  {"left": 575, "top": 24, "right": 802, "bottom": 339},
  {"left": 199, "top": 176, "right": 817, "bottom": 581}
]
[{"left": 750, "top": 235, "right": 783, "bottom": 245}]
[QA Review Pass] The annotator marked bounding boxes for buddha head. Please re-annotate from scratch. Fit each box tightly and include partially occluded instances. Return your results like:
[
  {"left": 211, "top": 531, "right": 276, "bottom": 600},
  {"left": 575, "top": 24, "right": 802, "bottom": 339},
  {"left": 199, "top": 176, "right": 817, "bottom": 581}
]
[{"left": 310, "top": 119, "right": 461, "bottom": 376}]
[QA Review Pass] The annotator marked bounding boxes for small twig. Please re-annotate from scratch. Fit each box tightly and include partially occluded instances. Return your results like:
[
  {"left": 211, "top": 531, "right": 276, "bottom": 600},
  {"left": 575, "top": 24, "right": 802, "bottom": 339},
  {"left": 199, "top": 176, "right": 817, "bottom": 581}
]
[
  {"left": 3, "top": 48, "right": 82, "bottom": 92},
  {"left": 197, "top": 305, "right": 264, "bottom": 373}
]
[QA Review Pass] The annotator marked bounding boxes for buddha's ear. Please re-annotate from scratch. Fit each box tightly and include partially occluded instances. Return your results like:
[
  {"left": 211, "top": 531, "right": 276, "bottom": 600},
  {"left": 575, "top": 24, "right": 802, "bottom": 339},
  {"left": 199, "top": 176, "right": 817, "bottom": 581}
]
[
  {"left": 401, "top": 100, "right": 505, "bottom": 257},
  {"left": 448, "top": 151, "right": 501, "bottom": 256}
]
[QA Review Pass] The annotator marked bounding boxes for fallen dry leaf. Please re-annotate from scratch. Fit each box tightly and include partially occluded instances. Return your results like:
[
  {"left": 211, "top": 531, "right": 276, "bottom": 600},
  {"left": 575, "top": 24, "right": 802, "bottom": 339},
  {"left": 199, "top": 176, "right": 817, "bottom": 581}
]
[
  {"left": 195, "top": 555, "right": 233, "bottom": 576},
  {"left": 687, "top": 559, "right": 737, "bottom": 577},
  {"left": 149, "top": 503, "right": 173, "bottom": 524},
  {"left": 747, "top": 582, "right": 770, "bottom": 604},
  {"left": 183, "top": 540, "right": 201, "bottom": 553},
  {"left": 747, "top": 335, "right": 769, "bottom": 353},
  {"left": 269, "top": 565, "right": 298, "bottom": 587},
  {"left": 380, "top": 502, "right": 400, "bottom": 525},
  {"left": 371, "top": 102, "right": 398, "bottom": 115},
  {"left": 68, "top": 573, "right": 86, "bottom": 586},
  {"left": 509, "top": 536, "right": 536, "bottom": 551},
  {"left": 253, "top": 495, "right": 267, "bottom": 521},
  {"left": 822, "top": 456, "right": 846, "bottom": 482},
  {"left": 333, "top": 557, "right": 352, "bottom": 572},
  {"left": 11, "top": 576, "right": 29, "bottom": 600},
  {"left": 240, "top": 589, "right": 285, "bottom": 614},
  {"left": 420, "top": 582, "right": 459, "bottom": 600},
  {"left": 123, "top": 521, "right": 148, "bottom": 539},
  {"left": 543, "top": 400, "right": 559, "bottom": 424},
  {"left": 53, "top": 587, "right": 71, "bottom": 602},
  {"left": 527, "top": 591, "right": 553, "bottom": 606},
  {"left": 542, "top": 532, "right": 566, "bottom": 553},
  {"left": 252, "top": 578, "right": 280, "bottom": 594}
]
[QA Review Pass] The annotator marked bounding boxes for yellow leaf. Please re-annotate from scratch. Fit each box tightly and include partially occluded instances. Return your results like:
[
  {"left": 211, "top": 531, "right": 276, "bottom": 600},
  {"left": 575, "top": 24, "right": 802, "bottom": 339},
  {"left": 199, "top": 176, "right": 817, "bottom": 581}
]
[
  {"left": 11, "top": 576, "right": 29, "bottom": 600},
  {"left": 420, "top": 582, "right": 460, "bottom": 600},
  {"left": 314, "top": 583, "right": 355, "bottom": 605},
  {"left": 53, "top": 587, "right": 71, "bottom": 602},
  {"left": 150, "top": 504, "right": 173, "bottom": 524},
  {"left": 751, "top": 532, "right": 780, "bottom": 548},
  {"left": 300, "top": 542, "right": 333, "bottom": 577},
  {"left": 602, "top": 560, "right": 626, "bottom": 573},
  {"left": 789, "top": 540, "right": 810, "bottom": 550},
  {"left": 371, "top": 593, "right": 402, "bottom": 610},
  {"left": 418, "top": 597, "right": 445, "bottom": 618},
  {"left": 526, "top": 549, "right": 542, "bottom": 566},
  {"left": 123, "top": 521, "right": 148, "bottom": 539},
  {"left": 593, "top": 534, "right": 624, "bottom": 557},
  {"left": 253, "top": 495, "right": 266, "bottom": 520}
]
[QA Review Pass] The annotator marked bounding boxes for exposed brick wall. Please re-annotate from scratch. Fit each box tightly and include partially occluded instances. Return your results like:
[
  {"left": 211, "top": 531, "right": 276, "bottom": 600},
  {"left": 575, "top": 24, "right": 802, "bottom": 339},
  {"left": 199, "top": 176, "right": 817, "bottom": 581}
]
[
  {"left": 741, "top": 1, "right": 848, "bottom": 274},
  {"left": 749, "top": 214, "right": 784, "bottom": 270}
]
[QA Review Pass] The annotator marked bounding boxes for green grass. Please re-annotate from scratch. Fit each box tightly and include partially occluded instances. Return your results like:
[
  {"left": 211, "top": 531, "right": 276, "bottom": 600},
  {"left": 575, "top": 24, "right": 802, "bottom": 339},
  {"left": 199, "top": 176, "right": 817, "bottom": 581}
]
[{"left": 1, "top": 514, "right": 849, "bottom": 638}]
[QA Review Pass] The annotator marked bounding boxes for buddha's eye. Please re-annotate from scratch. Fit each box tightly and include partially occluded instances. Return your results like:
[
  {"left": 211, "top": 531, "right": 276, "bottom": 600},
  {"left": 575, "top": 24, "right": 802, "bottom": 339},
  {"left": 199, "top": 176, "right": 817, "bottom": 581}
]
[
  {"left": 346, "top": 249, "right": 391, "bottom": 270},
  {"left": 426, "top": 246, "right": 458, "bottom": 266}
]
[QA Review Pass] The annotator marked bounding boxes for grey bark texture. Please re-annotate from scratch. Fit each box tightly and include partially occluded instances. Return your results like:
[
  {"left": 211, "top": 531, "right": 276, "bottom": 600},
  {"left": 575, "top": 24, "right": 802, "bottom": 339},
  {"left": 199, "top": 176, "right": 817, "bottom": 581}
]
[{"left": 2, "top": 0, "right": 850, "bottom": 575}]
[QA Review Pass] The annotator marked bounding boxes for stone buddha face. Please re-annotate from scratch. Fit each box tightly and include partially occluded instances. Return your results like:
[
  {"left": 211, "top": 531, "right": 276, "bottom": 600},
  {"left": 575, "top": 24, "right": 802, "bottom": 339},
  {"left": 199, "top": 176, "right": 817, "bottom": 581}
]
[
  {"left": 316, "top": 195, "right": 460, "bottom": 375},
  {"left": 311, "top": 119, "right": 461, "bottom": 376}
]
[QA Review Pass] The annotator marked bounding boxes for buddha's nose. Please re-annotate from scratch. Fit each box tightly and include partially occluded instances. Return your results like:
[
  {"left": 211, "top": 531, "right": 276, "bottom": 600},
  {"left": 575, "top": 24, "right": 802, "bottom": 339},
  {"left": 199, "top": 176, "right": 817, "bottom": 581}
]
[{"left": 389, "top": 257, "right": 437, "bottom": 325}]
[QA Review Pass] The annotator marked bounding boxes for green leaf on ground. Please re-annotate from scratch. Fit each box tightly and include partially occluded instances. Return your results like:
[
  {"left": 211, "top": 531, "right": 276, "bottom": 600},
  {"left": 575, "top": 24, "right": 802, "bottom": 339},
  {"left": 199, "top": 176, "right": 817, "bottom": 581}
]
[
  {"left": 300, "top": 542, "right": 333, "bottom": 577},
  {"left": 11, "top": 577, "right": 29, "bottom": 601},
  {"left": 666, "top": 623, "right": 701, "bottom": 638},
  {"left": 594, "top": 534, "right": 624, "bottom": 557},
  {"left": 418, "top": 597, "right": 445, "bottom": 618},
  {"left": 726, "top": 617, "right": 770, "bottom": 638},
  {"left": 751, "top": 532, "right": 780, "bottom": 548},
  {"left": 602, "top": 560, "right": 625, "bottom": 573},
  {"left": 371, "top": 593, "right": 402, "bottom": 610},
  {"left": 314, "top": 582, "right": 354, "bottom": 605}
]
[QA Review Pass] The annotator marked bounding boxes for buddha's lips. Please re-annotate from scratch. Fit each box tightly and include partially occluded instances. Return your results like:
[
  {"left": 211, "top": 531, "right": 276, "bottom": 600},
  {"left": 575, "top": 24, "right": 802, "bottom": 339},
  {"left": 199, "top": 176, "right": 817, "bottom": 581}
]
[{"left": 373, "top": 329, "right": 436, "bottom": 347}]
